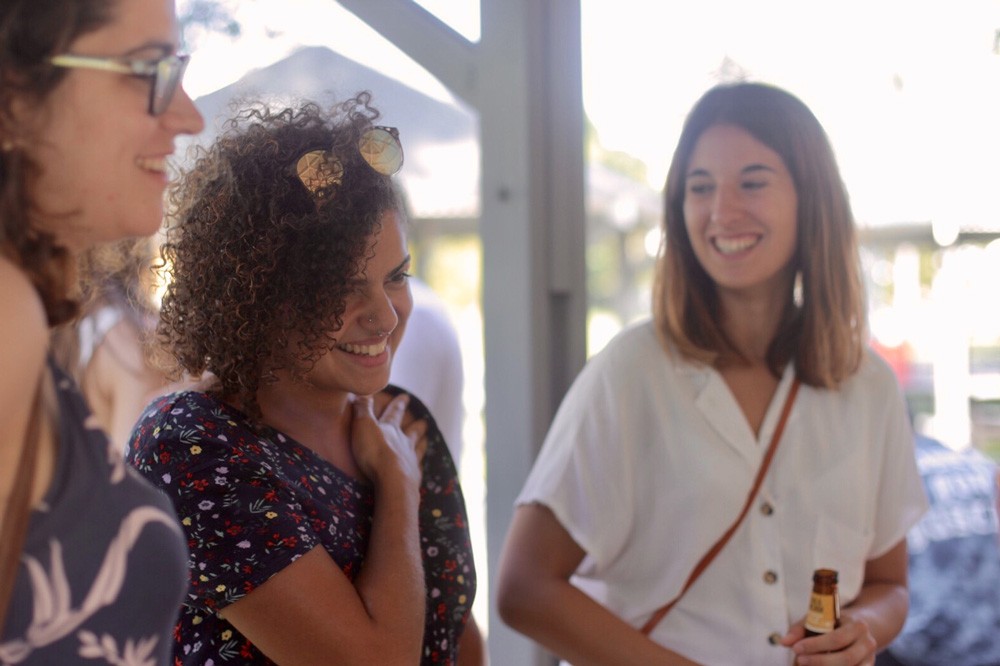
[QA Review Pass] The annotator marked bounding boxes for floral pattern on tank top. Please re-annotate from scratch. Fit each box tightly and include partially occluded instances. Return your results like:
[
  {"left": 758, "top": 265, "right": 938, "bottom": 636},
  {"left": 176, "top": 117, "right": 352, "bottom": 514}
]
[{"left": 1, "top": 361, "right": 187, "bottom": 666}]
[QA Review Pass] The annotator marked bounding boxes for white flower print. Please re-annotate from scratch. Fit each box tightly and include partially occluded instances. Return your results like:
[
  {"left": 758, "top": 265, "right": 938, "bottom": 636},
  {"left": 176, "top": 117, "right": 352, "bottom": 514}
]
[
  {"left": 78, "top": 631, "right": 159, "bottom": 666},
  {"left": 0, "top": 506, "right": 181, "bottom": 665}
]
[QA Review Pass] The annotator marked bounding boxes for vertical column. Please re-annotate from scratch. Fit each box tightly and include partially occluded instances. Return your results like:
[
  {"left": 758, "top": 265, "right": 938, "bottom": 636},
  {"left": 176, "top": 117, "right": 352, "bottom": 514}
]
[{"left": 479, "top": 1, "right": 586, "bottom": 663}]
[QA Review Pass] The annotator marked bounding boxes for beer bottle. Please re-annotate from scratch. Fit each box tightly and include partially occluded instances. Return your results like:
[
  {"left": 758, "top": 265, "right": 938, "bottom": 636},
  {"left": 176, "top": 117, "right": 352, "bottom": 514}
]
[{"left": 804, "top": 568, "right": 840, "bottom": 637}]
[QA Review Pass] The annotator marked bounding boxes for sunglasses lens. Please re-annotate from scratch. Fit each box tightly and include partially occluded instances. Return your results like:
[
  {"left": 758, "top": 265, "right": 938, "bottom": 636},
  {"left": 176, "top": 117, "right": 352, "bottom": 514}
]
[
  {"left": 152, "top": 55, "right": 188, "bottom": 116},
  {"left": 358, "top": 127, "right": 403, "bottom": 176},
  {"left": 296, "top": 150, "right": 345, "bottom": 197}
]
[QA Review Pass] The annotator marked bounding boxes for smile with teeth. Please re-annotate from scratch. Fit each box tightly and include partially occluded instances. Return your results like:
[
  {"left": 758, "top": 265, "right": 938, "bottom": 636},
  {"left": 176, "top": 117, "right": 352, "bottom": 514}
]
[
  {"left": 713, "top": 234, "right": 761, "bottom": 255},
  {"left": 136, "top": 156, "right": 168, "bottom": 173},
  {"left": 337, "top": 338, "right": 389, "bottom": 357}
]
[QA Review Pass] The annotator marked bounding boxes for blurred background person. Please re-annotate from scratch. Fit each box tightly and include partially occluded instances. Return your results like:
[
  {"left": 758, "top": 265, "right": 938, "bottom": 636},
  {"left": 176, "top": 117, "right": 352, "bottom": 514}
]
[
  {"left": 391, "top": 275, "right": 466, "bottom": 467},
  {"left": 52, "top": 238, "right": 171, "bottom": 453},
  {"left": 876, "top": 432, "right": 1000, "bottom": 666}
]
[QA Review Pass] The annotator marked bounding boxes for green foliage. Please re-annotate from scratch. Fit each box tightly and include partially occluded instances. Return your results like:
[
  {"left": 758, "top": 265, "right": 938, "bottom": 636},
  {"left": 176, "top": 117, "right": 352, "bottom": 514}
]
[
  {"left": 178, "top": 0, "right": 242, "bottom": 49},
  {"left": 585, "top": 114, "right": 648, "bottom": 183}
]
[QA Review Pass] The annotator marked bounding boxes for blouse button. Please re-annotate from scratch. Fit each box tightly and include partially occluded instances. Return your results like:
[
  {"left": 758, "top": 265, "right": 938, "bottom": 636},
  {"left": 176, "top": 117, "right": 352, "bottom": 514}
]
[
  {"left": 768, "top": 632, "right": 782, "bottom": 645},
  {"left": 763, "top": 570, "right": 778, "bottom": 584},
  {"left": 760, "top": 501, "right": 774, "bottom": 516}
]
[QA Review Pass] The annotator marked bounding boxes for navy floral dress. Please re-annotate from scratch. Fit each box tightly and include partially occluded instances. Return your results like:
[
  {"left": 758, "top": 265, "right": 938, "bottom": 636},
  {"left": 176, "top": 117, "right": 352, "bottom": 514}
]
[{"left": 127, "top": 387, "right": 476, "bottom": 665}]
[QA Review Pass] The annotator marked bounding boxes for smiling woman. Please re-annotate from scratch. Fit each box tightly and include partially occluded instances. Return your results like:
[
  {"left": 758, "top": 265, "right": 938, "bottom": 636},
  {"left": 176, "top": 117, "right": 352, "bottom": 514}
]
[
  {"left": 126, "top": 94, "right": 483, "bottom": 665},
  {"left": 0, "top": 0, "right": 203, "bottom": 661},
  {"left": 496, "top": 82, "right": 928, "bottom": 666}
]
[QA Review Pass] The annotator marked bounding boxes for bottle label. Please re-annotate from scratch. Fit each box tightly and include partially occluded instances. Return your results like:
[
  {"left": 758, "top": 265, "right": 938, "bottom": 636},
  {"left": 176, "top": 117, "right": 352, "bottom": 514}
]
[{"left": 804, "top": 593, "right": 838, "bottom": 634}]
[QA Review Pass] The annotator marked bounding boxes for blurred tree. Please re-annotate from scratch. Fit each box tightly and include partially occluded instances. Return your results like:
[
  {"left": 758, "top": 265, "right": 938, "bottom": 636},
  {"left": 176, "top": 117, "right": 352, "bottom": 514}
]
[{"left": 178, "top": 0, "right": 243, "bottom": 49}]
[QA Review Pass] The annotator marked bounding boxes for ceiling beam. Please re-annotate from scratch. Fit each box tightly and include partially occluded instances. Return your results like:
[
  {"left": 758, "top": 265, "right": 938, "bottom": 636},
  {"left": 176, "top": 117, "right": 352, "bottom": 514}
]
[{"left": 336, "top": 0, "right": 480, "bottom": 106}]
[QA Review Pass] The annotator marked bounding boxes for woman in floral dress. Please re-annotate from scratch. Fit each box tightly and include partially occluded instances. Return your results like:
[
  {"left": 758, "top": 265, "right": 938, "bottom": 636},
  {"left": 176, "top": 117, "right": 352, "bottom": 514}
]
[{"left": 127, "top": 96, "right": 480, "bottom": 665}]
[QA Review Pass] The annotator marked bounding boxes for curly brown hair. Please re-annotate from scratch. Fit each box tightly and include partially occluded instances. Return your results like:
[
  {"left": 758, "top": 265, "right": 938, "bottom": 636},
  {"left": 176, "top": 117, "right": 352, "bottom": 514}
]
[
  {"left": 0, "top": 0, "right": 116, "bottom": 325},
  {"left": 158, "top": 93, "right": 404, "bottom": 414}
]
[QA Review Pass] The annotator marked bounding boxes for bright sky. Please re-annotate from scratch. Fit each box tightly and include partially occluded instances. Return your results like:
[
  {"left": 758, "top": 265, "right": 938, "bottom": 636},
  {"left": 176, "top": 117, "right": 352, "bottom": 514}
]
[{"left": 179, "top": 0, "right": 1000, "bottom": 229}]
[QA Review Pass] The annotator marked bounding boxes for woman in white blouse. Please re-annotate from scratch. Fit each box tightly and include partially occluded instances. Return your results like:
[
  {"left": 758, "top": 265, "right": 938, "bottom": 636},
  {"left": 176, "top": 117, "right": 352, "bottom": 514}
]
[{"left": 497, "top": 81, "right": 927, "bottom": 666}]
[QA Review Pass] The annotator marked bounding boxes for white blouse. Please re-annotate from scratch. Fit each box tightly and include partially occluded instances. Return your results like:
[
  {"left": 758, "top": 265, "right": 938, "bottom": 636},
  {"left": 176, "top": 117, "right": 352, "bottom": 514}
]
[{"left": 517, "top": 320, "right": 928, "bottom": 665}]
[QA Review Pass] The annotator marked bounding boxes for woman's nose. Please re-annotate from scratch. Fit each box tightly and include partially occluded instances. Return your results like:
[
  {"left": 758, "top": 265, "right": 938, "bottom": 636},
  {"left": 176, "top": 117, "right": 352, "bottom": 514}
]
[
  {"left": 162, "top": 85, "right": 205, "bottom": 137},
  {"left": 710, "top": 185, "right": 741, "bottom": 225},
  {"left": 364, "top": 290, "right": 400, "bottom": 333}
]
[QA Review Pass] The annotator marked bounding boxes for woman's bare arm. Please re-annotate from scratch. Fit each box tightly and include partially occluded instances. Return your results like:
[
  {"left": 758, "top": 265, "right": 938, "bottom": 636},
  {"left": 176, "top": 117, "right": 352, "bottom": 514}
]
[
  {"left": 0, "top": 258, "right": 53, "bottom": 513},
  {"left": 219, "top": 394, "right": 427, "bottom": 665},
  {"left": 497, "top": 504, "right": 701, "bottom": 666}
]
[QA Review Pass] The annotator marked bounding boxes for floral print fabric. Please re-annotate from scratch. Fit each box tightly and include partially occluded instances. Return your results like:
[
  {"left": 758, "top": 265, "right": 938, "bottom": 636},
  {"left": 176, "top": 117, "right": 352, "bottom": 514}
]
[
  {"left": 127, "top": 387, "right": 476, "bottom": 665},
  {"left": 0, "top": 360, "right": 187, "bottom": 666}
]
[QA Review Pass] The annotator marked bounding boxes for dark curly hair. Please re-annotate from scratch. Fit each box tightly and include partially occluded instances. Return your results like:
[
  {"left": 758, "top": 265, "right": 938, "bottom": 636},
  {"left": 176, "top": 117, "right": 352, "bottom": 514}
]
[
  {"left": 0, "top": 0, "right": 116, "bottom": 325},
  {"left": 158, "top": 93, "right": 404, "bottom": 414}
]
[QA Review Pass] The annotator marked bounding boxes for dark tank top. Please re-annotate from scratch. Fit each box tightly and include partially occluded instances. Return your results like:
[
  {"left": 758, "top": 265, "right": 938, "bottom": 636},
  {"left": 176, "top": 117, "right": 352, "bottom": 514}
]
[{"left": 0, "top": 359, "right": 187, "bottom": 664}]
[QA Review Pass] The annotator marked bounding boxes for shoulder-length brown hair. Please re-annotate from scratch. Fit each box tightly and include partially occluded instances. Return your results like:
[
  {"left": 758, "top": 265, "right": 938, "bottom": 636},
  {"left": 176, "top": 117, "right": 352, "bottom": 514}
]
[
  {"left": 157, "top": 94, "right": 403, "bottom": 414},
  {"left": 0, "top": 0, "right": 116, "bottom": 325},
  {"left": 653, "top": 81, "right": 864, "bottom": 388}
]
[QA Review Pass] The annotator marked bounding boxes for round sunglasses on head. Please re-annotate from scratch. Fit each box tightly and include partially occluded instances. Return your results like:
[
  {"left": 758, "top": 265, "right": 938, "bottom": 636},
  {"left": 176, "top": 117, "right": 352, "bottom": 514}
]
[
  {"left": 50, "top": 53, "right": 190, "bottom": 116},
  {"left": 295, "top": 126, "right": 404, "bottom": 202}
]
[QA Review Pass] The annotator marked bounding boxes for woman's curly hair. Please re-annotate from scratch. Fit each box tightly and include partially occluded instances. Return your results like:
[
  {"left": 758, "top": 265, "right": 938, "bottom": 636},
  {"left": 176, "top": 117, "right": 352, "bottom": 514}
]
[{"left": 158, "top": 93, "right": 403, "bottom": 414}]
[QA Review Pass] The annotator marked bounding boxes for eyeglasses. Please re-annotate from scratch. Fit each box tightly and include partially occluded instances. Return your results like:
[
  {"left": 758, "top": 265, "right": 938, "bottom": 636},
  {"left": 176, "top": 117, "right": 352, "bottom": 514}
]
[
  {"left": 295, "top": 126, "right": 404, "bottom": 201},
  {"left": 49, "top": 53, "right": 190, "bottom": 116}
]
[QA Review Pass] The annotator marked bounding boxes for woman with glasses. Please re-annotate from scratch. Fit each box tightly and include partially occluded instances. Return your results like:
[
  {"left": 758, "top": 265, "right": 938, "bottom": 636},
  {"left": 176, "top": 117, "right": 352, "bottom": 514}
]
[
  {"left": 126, "top": 95, "right": 482, "bottom": 665},
  {"left": 497, "top": 82, "right": 928, "bottom": 665},
  {"left": 0, "top": 0, "right": 203, "bottom": 661}
]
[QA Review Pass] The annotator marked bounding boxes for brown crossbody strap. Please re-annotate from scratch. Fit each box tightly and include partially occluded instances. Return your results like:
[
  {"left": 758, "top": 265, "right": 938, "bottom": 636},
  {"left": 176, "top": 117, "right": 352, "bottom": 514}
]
[
  {"left": 0, "top": 372, "right": 45, "bottom": 633},
  {"left": 640, "top": 376, "right": 802, "bottom": 636}
]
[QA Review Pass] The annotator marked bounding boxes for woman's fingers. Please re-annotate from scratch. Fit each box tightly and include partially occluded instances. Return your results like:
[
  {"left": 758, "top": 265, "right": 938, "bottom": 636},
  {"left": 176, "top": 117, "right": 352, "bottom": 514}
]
[
  {"left": 376, "top": 393, "right": 409, "bottom": 427},
  {"left": 412, "top": 430, "right": 429, "bottom": 466}
]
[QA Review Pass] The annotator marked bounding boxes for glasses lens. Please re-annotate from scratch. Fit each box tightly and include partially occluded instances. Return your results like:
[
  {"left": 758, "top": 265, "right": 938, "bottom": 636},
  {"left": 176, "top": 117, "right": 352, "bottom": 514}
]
[
  {"left": 358, "top": 127, "right": 403, "bottom": 176},
  {"left": 152, "top": 55, "right": 189, "bottom": 116}
]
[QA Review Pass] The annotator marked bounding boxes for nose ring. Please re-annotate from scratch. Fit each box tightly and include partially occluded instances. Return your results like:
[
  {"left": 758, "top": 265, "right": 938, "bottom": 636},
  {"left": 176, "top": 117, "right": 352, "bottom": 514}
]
[{"left": 367, "top": 314, "right": 375, "bottom": 324}]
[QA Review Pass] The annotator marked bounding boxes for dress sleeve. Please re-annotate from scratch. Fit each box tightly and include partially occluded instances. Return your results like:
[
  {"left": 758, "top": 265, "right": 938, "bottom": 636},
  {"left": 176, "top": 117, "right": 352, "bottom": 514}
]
[
  {"left": 515, "top": 345, "right": 637, "bottom": 571},
  {"left": 128, "top": 394, "right": 321, "bottom": 614}
]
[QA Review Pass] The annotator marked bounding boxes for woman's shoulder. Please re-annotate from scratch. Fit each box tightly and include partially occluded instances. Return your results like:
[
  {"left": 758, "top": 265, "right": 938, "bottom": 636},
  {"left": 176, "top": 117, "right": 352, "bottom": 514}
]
[
  {"left": 0, "top": 256, "right": 47, "bottom": 354},
  {"left": 848, "top": 346, "right": 904, "bottom": 393},
  {"left": 135, "top": 389, "right": 253, "bottom": 443},
  {"left": 583, "top": 319, "right": 674, "bottom": 376},
  {"left": 129, "top": 389, "right": 266, "bottom": 472},
  {"left": 0, "top": 257, "right": 48, "bottom": 395}
]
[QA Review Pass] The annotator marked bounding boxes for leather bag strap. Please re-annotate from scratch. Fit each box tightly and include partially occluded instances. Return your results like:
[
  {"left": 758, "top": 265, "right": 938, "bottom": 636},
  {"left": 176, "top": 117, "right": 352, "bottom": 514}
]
[
  {"left": 640, "top": 377, "right": 802, "bottom": 635},
  {"left": 0, "top": 371, "right": 45, "bottom": 633}
]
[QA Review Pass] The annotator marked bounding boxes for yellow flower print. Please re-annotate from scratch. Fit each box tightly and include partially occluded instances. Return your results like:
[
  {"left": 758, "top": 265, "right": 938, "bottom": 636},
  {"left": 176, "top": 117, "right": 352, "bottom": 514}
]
[
  {"left": 216, "top": 584, "right": 226, "bottom": 593},
  {"left": 190, "top": 445, "right": 202, "bottom": 455},
  {"left": 432, "top": 509, "right": 442, "bottom": 518},
  {"left": 182, "top": 517, "right": 192, "bottom": 526},
  {"left": 222, "top": 630, "right": 232, "bottom": 641},
  {"left": 265, "top": 511, "right": 278, "bottom": 519}
]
